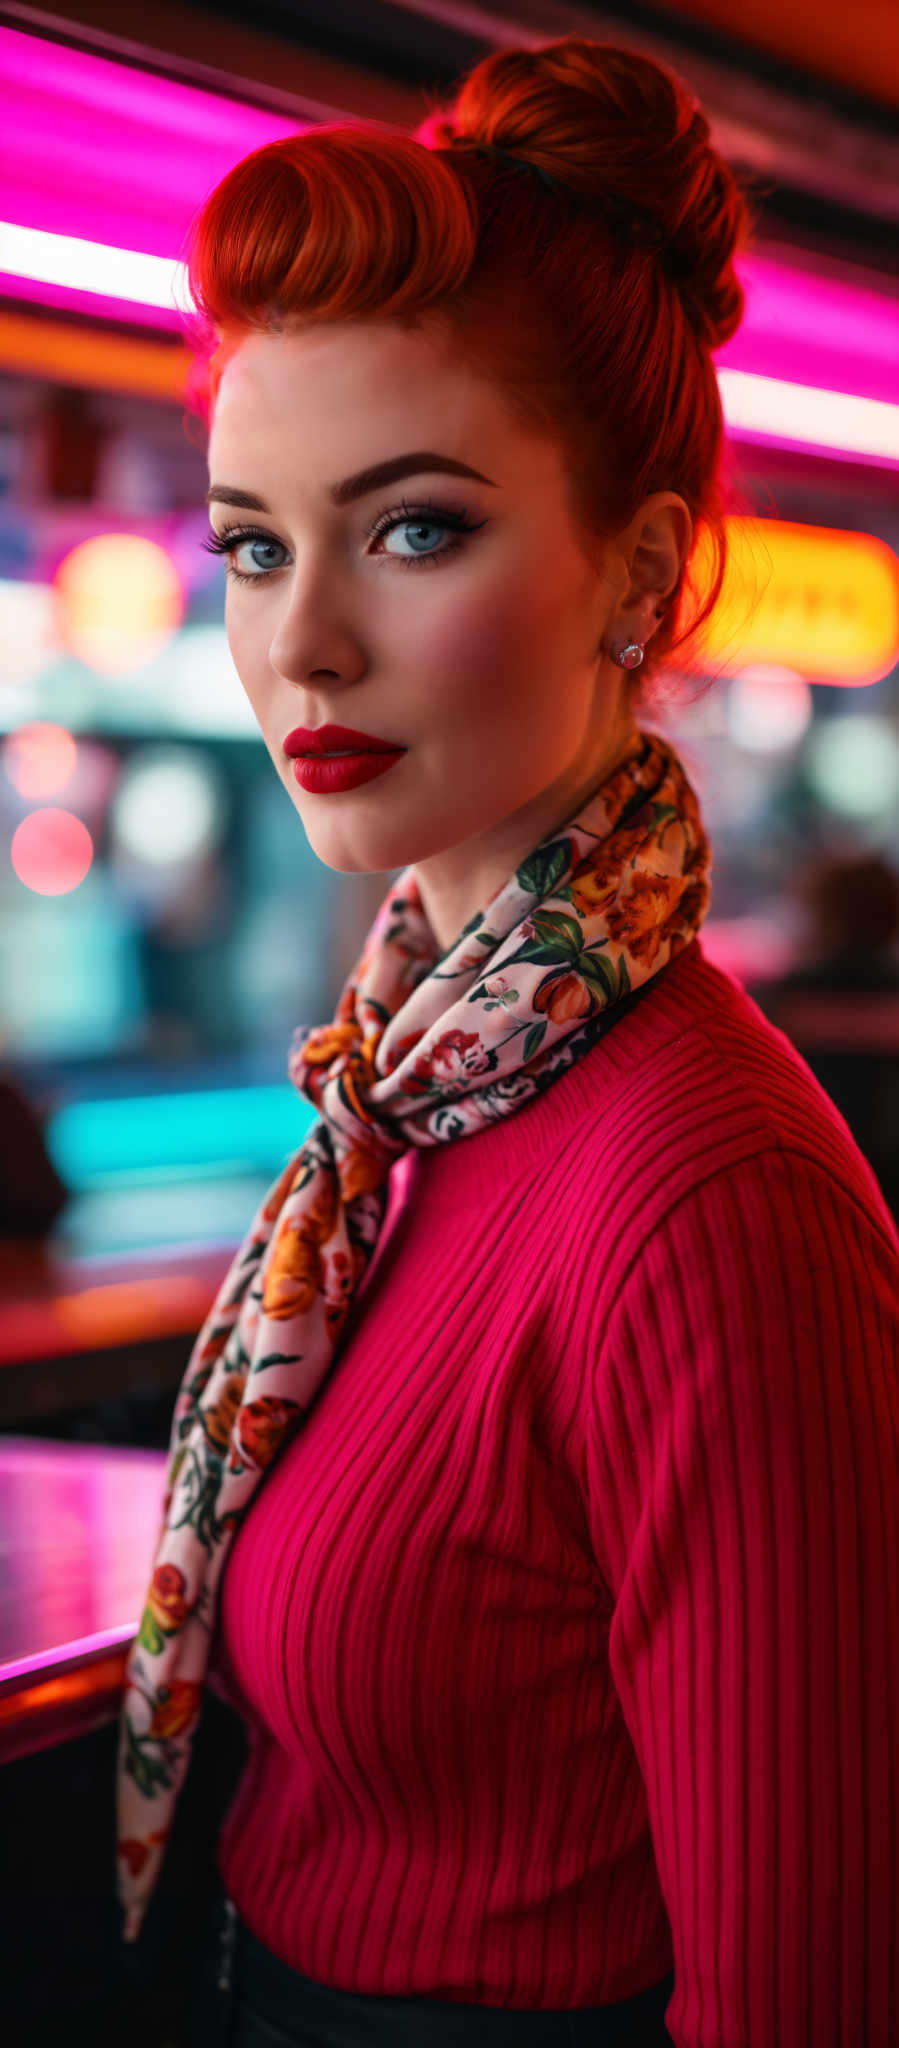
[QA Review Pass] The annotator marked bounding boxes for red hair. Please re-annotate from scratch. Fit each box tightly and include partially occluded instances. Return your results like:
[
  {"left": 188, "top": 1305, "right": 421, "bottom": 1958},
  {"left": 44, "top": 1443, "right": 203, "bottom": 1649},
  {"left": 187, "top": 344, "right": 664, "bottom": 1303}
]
[{"left": 183, "top": 37, "right": 758, "bottom": 710}]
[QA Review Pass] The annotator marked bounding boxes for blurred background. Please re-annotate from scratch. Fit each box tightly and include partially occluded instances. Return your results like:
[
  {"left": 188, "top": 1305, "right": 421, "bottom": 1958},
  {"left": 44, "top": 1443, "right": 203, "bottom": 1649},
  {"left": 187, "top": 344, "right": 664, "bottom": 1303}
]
[{"left": 0, "top": 4, "right": 896, "bottom": 2041}]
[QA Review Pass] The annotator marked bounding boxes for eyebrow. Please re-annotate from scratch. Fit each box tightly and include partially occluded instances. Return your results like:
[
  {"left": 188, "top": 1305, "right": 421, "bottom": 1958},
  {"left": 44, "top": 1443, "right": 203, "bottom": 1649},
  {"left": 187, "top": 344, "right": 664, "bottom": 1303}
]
[{"left": 205, "top": 450, "right": 499, "bottom": 513}]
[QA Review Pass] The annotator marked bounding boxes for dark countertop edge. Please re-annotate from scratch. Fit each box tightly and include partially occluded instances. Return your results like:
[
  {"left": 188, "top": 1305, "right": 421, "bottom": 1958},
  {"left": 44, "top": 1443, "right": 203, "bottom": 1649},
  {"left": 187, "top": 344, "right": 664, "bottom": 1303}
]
[
  {"left": 0, "top": 1642, "right": 131, "bottom": 1764},
  {"left": 0, "top": 1625, "right": 136, "bottom": 1697}
]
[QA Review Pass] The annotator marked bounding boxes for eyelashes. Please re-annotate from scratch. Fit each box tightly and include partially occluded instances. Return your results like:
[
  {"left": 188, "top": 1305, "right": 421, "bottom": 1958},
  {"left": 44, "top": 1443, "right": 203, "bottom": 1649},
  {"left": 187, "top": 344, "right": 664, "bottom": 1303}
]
[{"left": 200, "top": 496, "right": 485, "bottom": 583}]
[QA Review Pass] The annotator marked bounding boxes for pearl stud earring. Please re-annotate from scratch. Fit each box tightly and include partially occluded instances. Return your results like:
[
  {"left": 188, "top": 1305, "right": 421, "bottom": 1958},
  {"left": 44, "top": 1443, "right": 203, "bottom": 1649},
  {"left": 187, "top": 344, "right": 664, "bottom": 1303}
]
[{"left": 610, "top": 640, "right": 645, "bottom": 669}]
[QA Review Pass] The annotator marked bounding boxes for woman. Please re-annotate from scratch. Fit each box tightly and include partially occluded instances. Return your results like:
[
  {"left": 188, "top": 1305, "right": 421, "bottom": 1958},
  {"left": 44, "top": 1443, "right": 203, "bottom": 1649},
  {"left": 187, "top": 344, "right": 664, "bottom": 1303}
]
[{"left": 116, "top": 36, "right": 899, "bottom": 2046}]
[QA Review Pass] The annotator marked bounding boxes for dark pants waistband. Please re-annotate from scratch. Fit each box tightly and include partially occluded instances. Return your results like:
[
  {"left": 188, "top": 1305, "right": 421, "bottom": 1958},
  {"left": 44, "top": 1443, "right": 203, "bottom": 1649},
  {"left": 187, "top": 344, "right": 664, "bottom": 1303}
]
[{"left": 194, "top": 1886, "right": 674, "bottom": 2047}]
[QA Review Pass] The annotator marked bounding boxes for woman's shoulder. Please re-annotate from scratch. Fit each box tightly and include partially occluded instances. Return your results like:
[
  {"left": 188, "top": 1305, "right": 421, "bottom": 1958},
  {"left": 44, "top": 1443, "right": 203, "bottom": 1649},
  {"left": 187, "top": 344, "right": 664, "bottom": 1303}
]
[
  {"left": 562, "top": 935, "right": 899, "bottom": 1271},
  {"left": 591, "top": 933, "right": 877, "bottom": 1150}
]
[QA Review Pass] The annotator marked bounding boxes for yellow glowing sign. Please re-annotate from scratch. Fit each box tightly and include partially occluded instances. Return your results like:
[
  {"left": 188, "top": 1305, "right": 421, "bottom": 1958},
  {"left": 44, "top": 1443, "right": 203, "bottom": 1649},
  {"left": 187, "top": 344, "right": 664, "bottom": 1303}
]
[{"left": 682, "top": 519, "right": 899, "bottom": 684}]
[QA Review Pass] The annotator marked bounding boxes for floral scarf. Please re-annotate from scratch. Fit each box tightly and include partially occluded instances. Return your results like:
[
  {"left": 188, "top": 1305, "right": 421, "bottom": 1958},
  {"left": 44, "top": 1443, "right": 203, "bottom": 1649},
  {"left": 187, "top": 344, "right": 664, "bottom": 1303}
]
[{"left": 116, "top": 724, "right": 711, "bottom": 1941}]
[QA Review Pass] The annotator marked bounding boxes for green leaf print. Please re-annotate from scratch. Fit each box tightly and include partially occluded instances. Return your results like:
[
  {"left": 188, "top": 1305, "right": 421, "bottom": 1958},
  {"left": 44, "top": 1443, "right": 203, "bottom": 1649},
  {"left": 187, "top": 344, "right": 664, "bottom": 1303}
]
[
  {"left": 167, "top": 1443, "right": 187, "bottom": 1497},
  {"left": 122, "top": 1712, "right": 179, "bottom": 1799},
  {"left": 522, "top": 1022, "right": 547, "bottom": 1062},
  {"left": 249, "top": 1351, "right": 305, "bottom": 1375},
  {"left": 227, "top": 1334, "right": 252, "bottom": 1377},
  {"left": 578, "top": 949, "right": 618, "bottom": 1001},
  {"left": 529, "top": 910, "right": 583, "bottom": 955},
  {"left": 495, "top": 909, "right": 584, "bottom": 973},
  {"left": 516, "top": 840, "right": 571, "bottom": 898},
  {"left": 136, "top": 1605, "right": 165, "bottom": 1654},
  {"left": 169, "top": 1445, "right": 226, "bottom": 1553}
]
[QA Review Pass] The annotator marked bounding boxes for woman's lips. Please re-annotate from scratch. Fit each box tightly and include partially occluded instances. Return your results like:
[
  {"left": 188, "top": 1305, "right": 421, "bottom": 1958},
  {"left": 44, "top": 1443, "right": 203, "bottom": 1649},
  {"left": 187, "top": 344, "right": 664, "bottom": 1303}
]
[
  {"left": 291, "top": 750, "right": 405, "bottom": 794},
  {"left": 283, "top": 724, "right": 404, "bottom": 755}
]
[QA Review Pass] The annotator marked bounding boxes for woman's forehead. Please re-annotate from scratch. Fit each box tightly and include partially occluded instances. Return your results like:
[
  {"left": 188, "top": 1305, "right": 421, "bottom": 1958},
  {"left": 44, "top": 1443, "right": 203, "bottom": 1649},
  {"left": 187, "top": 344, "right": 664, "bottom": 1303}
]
[{"left": 207, "top": 327, "right": 564, "bottom": 501}]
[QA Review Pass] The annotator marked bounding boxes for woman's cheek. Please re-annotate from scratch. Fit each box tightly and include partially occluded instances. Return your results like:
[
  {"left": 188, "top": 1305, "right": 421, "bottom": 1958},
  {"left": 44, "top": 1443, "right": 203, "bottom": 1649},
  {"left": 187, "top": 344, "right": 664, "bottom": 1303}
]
[{"left": 441, "top": 586, "right": 526, "bottom": 675}]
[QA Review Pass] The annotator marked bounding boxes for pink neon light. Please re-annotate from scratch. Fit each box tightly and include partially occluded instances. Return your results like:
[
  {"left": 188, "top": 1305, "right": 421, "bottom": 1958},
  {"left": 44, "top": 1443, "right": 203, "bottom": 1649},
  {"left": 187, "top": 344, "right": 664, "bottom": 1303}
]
[
  {"left": 2, "top": 24, "right": 898, "bottom": 429},
  {"left": 0, "top": 269, "right": 182, "bottom": 331},
  {"left": 717, "top": 426, "right": 899, "bottom": 474},
  {"left": 0, "top": 25, "right": 296, "bottom": 255},
  {"left": 718, "top": 253, "right": 899, "bottom": 408}
]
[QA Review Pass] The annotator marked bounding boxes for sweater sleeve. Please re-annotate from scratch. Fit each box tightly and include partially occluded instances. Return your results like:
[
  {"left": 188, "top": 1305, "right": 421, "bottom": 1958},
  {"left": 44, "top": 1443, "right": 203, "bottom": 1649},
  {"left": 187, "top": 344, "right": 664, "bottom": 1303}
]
[{"left": 585, "top": 1149, "right": 899, "bottom": 2048}]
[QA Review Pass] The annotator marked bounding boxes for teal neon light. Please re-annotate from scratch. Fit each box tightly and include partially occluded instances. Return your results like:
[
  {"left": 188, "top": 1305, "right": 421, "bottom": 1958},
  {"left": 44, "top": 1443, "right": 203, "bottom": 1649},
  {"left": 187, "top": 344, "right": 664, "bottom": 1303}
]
[{"left": 46, "top": 1086, "right": 320, "bottom": 1189}]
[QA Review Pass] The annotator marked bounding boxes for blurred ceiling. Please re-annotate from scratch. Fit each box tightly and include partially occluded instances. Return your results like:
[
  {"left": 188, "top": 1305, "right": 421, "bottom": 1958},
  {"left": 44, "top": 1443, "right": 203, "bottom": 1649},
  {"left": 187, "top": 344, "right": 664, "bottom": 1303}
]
[
  {"left": 1, "top": 0, "right": 897, "bottom": 277},
  {"left": 649, "top": 0, "right": 899, "bottom": 113}
]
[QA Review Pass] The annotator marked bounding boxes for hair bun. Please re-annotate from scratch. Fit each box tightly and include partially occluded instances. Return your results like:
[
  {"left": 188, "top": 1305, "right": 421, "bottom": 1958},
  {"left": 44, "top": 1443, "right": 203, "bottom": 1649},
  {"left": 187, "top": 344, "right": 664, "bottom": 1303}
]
[{"left": 431, "top": 38, "right": 752, "bottom": 350}]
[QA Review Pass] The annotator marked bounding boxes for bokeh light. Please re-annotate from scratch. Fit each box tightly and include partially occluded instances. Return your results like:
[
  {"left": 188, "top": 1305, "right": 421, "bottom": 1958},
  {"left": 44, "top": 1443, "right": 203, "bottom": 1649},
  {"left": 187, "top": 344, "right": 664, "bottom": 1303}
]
[
  {"left": 0, "top": 578, "right": 59, "bottom": 686},
  {"left": 3, "top": 721, "right": 78, "bottom": 798},
  {"left": 10, "top": 806, "right": 94, "bottom": 894},
  {"left": 727, "top": 667, "right": 814, "bottom": 753},
  {"left": 110, "top": 745, "right": 227, "bottom": 867},
  {"left": 52, "top": 533, "right": 184, "bottom": 674},
  {"left": 805, "top": 715, "right": 899, "bottom": 819}
]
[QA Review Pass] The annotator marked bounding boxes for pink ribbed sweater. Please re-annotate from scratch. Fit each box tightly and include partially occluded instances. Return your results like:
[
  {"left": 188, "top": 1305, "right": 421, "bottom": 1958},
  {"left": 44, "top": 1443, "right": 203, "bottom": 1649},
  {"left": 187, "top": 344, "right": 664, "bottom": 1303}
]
[{"left": 212, "top": 935, "right": 899, "bottom": 2044}]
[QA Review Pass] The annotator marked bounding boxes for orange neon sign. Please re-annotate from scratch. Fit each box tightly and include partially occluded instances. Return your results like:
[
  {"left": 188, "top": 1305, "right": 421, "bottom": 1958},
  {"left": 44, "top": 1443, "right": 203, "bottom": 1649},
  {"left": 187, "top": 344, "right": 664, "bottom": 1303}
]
[{"left": 681, "top": 519, "right": 899, "bottom": 684}]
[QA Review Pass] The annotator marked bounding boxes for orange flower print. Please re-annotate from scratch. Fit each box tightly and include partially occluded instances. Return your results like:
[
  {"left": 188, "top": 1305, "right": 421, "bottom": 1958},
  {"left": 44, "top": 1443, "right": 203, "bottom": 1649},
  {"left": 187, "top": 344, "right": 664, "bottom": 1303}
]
[
  {"left": 201, "top": 1372, "right": 244, "bottom": 1450},
  {"left": 568, "top": 859, "right": 619, "bottom": 920},
  {"left": 360, "top": 1027, "right": 380, "bottom": 1071},
  {"left": 150, "top": 1680, "right": 204, "bottom": 1740},
  {"left": 236, "top": 1396, "right": 302, "bottom": 1469},
  {"left": 678, "top": 870, "right": 709, "bottom": 929},
  {"left": 533, "top": 971, "right": 594, "bottom": 1023},
  {"left": 301, "top": 1022, "right": 360, "bottom": 1068},
  {"left": 301, "top": 1179, "right": 339, "bottom": 1247},
  {"left": 339, "top": 1145, "right": 388, "bottom": 1203},
  {"left": 568, "top": 804, "right": 655, "bottom": 917},
  {"left": 601, "top": 756, "right": 643, "bottom": 818},
  {"left": 605, "top": 870, "right": 686, "bottom": 967},
  {"left": 262, "top": 1155, "right": 304, "bottom": 1224},
  {"left": 146, "top": 1562, "right": 189, "bottom": 1635},
  {"left": 341, "top": 1058, "right": 375, "bottom": 1127},
  {"left": 262, "top": 1215, "right": 323, "bottom": 1319}
]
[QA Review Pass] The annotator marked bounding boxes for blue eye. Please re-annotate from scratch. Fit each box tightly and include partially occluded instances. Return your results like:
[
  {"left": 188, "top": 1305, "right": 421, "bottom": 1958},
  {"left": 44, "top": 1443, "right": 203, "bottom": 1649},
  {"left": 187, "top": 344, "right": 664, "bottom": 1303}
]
[
  {"left": 366, "top": 497, "right": 484, "bottom": 570},
  {"left": 200, "top": 529, "right": 287, "bottom": 582},
  {"left": 200, "top": 496, "right": 486, "bottom": 583}
]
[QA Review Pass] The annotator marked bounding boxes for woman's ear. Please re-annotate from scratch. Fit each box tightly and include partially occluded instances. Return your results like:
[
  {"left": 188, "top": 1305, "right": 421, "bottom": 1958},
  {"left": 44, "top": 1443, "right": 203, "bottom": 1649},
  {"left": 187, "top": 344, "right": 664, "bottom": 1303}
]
[{"left": 612, "top": 493, "right": 692, "bottom": 647}]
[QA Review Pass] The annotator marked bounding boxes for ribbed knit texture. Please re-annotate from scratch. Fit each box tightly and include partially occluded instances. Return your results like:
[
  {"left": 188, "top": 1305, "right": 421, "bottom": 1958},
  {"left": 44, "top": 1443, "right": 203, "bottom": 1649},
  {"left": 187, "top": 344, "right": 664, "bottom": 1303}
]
[{"left": 212, "top": 935, "right": 899, "bottom": 2044}]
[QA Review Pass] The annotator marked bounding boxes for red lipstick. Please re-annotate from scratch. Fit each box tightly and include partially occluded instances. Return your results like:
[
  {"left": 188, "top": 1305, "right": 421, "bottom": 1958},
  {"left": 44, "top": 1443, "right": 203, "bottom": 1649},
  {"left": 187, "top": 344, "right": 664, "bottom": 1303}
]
[
  {"left": 283, "top": 723, "right": 404, "bottom": 756},
  {"left": 284, "top": 723, "right": 407, "bottom": 796}
]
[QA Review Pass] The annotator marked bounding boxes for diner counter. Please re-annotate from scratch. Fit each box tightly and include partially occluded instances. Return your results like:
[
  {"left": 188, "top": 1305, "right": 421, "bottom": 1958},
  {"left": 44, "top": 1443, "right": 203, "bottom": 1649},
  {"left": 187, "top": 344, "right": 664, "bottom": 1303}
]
[
  {"left": 0, "top": 1436, "right": 166, "bottom": 1763},
  {"left": 0, "top": 1233, "right": 233, "bottom": 1365},
  {"left": 0, "top": 1217, "right": 249, "bottom": 1427}
]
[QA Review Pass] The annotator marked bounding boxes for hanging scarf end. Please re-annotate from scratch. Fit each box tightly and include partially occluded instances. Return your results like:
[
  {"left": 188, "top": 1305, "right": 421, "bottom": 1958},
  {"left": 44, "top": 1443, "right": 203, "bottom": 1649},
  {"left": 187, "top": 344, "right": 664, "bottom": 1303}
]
[{"left": 121, "top": 1905, "right": 144, "bottom": 1945}]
